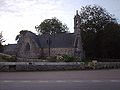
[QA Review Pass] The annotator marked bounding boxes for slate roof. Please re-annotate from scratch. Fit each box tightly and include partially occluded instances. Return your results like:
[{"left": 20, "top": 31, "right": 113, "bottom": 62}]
[
  {"left": 38, "top": 33, "right": 75, "bottom": 48},
  {"left": 3, "top": 44, "right": 17, "bottom": 55},
  {"left": 24, "top": 32, "right": 75, "bottom": 48},
  {"left": 4, "top": 44, "right": 17, "bottom": 51}
]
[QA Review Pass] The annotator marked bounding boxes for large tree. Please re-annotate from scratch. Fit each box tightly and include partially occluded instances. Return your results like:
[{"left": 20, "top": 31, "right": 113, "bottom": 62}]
[
  {"left": 80, "top": 5, "right": 120, "bottom": 59},
  {"left": 80, "top": 5, "right": 115, "bottom": 32},
  {"left": 35, "top": 17, "right": 68, "bottom": 35},
  {"left": 96, "top": 22, "right": 120, "bottom": 59},
  {"left": 35, "top": 17, "right": 68, "bottom": 56}
]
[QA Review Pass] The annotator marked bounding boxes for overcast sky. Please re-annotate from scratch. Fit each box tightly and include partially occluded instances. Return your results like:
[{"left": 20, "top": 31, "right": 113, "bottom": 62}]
[{"left": 0, "top": 0, "right": 120, "bottom": 44}]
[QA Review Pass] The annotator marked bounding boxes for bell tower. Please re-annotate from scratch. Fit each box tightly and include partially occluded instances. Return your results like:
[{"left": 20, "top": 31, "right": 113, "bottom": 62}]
[
  {"left": 74, "top": 10, "right": 84, "bottom": 60},
  {"left": 74, "top": 10, "right": 81, "bottom": 35}
]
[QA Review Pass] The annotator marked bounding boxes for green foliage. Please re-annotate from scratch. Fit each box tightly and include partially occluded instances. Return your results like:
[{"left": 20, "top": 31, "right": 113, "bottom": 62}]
[
  {"left": 80, "top": 5, "right": 115, "bottom": 33},
  {"left": 41, "top": 55, "right": 79, "bottom": 62},
  {"left": 0, "top": 53, "right": 16, "bottom": 62},
  {"left": 35, "top": 17, "right": 68, "bottom": 35},
  {"left": 82, "top": 58, "right": 92, "bottom": 62},
  {"left": 80, "top": 5, "right": 120, "bottom": 59},
  {"left": 62, "top": 55, "right": 75, "bottom": 62},
  {"left": 95, "top": 22, "right": 120, "bottom": 59}
]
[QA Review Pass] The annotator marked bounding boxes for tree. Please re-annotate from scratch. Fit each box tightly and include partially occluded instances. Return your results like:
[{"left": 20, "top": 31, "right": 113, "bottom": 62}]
[
  {"left": 80, "top": 5, "right": 120, "bottom": 59},
  {"left": 96, "top": 22, "right": 120, "bottom": 59},
  {"left": 35, "top": 17, "right": 68, "bottom": 56},
  {"left": 35, "top": 17, "right": 68, "bottom": 35},
  {"left": 0, "top": 32, "right": 5, "bottom": 52},
  {"left": 80, "top": 5, "right": 115, "bottom": 33}
]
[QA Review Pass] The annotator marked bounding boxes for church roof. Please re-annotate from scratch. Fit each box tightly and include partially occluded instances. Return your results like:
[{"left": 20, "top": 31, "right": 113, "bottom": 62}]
[
  {"left": 3, "top": 44, "right": 17, "bottom": 55},
  {"left": 4, "top": 44, "right": 17, "bottom": 51},
  {"left": 4, "top": 32, "right": 75, "bottom": 55},
  {"left": 38, "top": 33, "right": 75, "bottom": 48}
]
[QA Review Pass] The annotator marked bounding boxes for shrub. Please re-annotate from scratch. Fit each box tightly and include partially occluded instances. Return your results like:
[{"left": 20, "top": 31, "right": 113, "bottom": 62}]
[
  {"left": 40, "top": 55, "right": 80, "bottom": 62},
  {"left": 83, "top": 58, "right": 92, "bottom": 63},
  {"left": 62, "top": 55, "right": 76, "bottom": 62},
  {"left": 0, "top": 53, "right": 16, "bottom": 62}
]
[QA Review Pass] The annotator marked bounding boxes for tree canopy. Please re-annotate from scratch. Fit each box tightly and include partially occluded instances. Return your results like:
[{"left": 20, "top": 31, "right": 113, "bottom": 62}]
[
  {"left": 80, "top": 5, "right": 120, "bottom": 59},
  {"left": 35, "top": 17, "right": 68, "bottom": 35},
  {"left": 80, "top": 5, "right": 116, "bottom": 32}
]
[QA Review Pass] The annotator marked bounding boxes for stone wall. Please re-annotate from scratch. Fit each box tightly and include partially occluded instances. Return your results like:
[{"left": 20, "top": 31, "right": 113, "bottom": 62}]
[
  {"left": 16, "top": 31, "right": 42, "bottom": 59},
  {"left": 16, "top": 47, "right": 74, "bottom": 61},
  {"left": 17, "top": 58, "right": 43, "bottom": 62},
  {"left": 0, "top": 62, "right": 120, "bottom": 72},
  {"left": 43, "top": 48, "right": 74, "bottom": 56}
]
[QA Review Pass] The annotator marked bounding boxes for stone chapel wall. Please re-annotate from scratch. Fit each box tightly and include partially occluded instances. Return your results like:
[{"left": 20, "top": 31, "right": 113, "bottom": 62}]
[{"left": 43, "top": 48, "right": 74, "bottom": 56}]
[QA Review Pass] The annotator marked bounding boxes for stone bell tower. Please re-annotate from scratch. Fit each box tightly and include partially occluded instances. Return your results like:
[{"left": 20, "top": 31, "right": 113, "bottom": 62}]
[{"left": 74, "top": 10, "right": 84, "bottom": 60}]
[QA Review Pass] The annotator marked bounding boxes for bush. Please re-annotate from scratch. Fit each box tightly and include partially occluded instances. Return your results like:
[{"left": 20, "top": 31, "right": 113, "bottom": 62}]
[
  {"left": 41, "top": 55, "right": 80, "bottom": 62},
  {"left": 62, "top": 55, "right": 76, "bottom": 62},
  {"left": 0, "top": 53, "right": 16, "bottom": 62},
  {"left": 82, "top": 58, "right": 92, "bottom": 63}
]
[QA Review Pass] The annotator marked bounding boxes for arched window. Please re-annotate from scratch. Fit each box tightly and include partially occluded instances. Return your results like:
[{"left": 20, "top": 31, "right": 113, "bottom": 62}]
[{"left": 25, "top": 43, "right": 30, "bottom": 51}]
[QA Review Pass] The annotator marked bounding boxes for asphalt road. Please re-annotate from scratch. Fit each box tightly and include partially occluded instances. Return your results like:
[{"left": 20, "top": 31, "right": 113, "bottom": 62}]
[{"left": 0, "top": 69, "right": 120, "bottom": 90}]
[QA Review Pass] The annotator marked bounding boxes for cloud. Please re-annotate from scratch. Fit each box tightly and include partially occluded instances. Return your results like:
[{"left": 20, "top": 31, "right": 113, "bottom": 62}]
[
  {"left": 0, "top": 0, "right": 67, "bottom": 44},
  {"left": 0, "top": 0, "right": 64, "bottom": 17}
]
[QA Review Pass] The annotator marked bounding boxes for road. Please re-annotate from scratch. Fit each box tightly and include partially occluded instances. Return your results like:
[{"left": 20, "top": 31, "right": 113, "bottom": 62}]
[{"left": 0, "top": 69, "right": 120, "bottom": 90}]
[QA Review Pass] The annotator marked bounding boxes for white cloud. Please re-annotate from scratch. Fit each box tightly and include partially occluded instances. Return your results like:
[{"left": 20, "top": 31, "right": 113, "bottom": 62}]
[
  {"left": 0, "top": 0, "right": 120, "bottom": 44},
  {"left": 0, "top": 0, "right": 67, "bottom": 44}
]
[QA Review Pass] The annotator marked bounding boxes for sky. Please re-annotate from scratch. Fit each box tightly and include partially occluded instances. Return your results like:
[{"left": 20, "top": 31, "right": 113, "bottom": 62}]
[{"left": 0, "top": 0, "right": 120, "bottom": 44}]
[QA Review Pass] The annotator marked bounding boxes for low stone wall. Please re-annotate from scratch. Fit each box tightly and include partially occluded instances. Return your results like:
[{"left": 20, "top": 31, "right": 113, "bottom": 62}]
[
  {"left": 17, "top": 58, "right": 43, "bottom": 62},
  {"left": 0, "top": 62, "right": 120, "bottom": 72}
]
